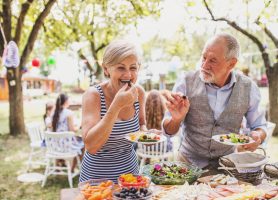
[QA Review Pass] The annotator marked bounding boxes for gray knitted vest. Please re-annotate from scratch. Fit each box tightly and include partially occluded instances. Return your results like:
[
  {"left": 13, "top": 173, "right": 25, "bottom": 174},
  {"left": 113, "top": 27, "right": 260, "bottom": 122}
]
[{"left": 180, "top": 70, "right": 251, "bottom": 165}]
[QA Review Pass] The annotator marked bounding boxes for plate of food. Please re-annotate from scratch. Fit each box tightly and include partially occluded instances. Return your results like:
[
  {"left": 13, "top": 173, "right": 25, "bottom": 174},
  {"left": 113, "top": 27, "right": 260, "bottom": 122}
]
[
  {"left": 125, "top": 131, "right": 166, "bottom": 144},
  {"left": 212, "top": 133, "right": 255, "bottom": 146}
]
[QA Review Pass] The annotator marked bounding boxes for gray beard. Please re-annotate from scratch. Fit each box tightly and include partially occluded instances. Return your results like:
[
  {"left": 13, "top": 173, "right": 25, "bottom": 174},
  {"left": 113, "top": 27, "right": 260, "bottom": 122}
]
[{"left": 200, "top": 72, "right": 214, "bottom": 83}]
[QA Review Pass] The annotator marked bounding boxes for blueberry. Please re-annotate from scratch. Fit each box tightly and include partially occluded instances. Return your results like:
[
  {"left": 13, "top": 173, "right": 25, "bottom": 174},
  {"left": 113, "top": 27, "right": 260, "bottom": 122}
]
[
  {"left": 114, "top": 192, "right": 121, "bottom": 197},
  {"left": 119, "top": 193, "right": 126, "bottom": 198},
  {"left": 130, "top": 187, "right": 138, "bottom": 194},
  {"left": 121, "top": 188, "right": 128, "bottom": 193},
  {"left": 143, "top": 188, "right": 148, "bottom": 194}
]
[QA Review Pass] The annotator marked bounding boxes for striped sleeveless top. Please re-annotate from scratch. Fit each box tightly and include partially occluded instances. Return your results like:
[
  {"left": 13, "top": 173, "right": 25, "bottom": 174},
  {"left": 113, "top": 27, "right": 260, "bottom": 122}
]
[{"left": 79, "top": 85, "right": 140, "bottom": 183}]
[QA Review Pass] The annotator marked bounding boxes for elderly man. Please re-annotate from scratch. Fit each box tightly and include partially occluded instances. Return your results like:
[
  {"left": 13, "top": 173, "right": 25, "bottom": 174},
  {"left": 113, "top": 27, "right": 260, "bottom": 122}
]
[{"left": 162, "top": 33, "right": 267, "bottom": 170}]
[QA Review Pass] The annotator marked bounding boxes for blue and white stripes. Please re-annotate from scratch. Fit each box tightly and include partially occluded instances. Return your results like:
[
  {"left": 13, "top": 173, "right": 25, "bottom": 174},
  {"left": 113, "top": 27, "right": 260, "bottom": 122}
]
[{"left": 79, "top": 85, "right": 140, "bottom": 183}]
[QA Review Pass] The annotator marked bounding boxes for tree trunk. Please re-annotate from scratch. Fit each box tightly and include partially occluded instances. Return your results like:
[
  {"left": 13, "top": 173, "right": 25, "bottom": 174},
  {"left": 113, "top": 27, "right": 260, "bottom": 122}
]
[
  {"left": 7, "top": 0, "right": 57, "bottom": 136},
  {"left": 267, "top": 63, "right": 278, "bottom": 136},
  {"left": 95, "top": 62, "right": 102, "bottom": 79},
  {"left": 6, "top": 68, "right": 25, "bottom": 135}
]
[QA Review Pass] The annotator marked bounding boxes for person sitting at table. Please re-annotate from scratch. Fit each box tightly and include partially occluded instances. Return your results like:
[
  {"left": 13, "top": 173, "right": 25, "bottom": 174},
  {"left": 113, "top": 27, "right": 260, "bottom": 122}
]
[
  {"left": 43, "top": 101, "right": 55, "bottom": 131},
  {"left": 162, "top": 33, "right": 267, "bottom": 174},
  {"left": 52, "top": 93, "right": 84, "bottom": 171},
  {"left": 145, "top": 90, "right": 173, "bottom": 150},
  {"left": 79, "top": 39, "right": 147, "bottom": 183},
  {"left": 141, "top": 89, "right": 173, "bottom": 165}
]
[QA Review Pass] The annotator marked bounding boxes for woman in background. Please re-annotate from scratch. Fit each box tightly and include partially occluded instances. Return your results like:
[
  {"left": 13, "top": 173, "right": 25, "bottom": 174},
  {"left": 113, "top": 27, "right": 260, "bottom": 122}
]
[
  {"left": 144, "top": 90, "right": 173, "bottom": 164},
  {"left": 145, "top": 90, "right": 166, "bottom": 130}
]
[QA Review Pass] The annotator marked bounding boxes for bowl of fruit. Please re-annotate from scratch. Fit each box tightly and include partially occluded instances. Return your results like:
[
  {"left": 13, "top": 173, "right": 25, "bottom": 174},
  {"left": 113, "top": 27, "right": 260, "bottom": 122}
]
[
  {"left": 113, "top": 187, "right": 152, "bottom": 200},
  {"left": 78, "top": 179, "right": 114, "bottom": 200},
  {"left": 118, "top": 174, "right": 151, "bottom": 189},
  {"left": 142, "top": 161, "right": 203, "bottom": 185}
]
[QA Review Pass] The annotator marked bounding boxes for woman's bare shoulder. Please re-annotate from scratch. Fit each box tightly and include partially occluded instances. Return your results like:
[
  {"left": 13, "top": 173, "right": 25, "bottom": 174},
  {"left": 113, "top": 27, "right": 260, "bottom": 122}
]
[
  {"left": 136, "top": 84, "right": 145, "bottom": 96},
  {"left": 82, "top": 86, "right": 100, "bottom": 102}
]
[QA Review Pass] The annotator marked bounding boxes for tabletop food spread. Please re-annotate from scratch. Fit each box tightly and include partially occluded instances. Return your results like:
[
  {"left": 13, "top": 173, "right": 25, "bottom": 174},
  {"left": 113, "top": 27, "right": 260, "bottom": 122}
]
[{"left": 76, "top": 161, "right": 278, "bottom": 200}]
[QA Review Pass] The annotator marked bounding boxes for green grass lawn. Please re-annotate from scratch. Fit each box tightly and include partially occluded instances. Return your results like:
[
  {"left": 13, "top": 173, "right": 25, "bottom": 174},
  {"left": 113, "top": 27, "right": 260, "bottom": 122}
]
[
  {"left": 0, "top": 93, "right": 82, "bottom": 199},
  {"left": 0, "top": 134, "right": 80, "bottom": 200}
]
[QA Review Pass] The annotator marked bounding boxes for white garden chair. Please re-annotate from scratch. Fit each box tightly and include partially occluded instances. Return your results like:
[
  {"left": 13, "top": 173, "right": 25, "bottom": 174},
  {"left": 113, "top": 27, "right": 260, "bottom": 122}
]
[
  {"left": 41, "top": 131, "right": 81, "bottom": 188},
  {"left": 26, "top": 122, "right": 46, "bottom": 171},
  {"left": 137, "top": 138, "right": 174, "bottom": 173}
]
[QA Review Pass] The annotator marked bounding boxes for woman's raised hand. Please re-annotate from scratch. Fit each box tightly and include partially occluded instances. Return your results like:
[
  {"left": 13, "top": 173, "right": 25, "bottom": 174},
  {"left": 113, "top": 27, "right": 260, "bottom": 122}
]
[{"left": 113, "top": 83, "right": 138, "bottom": 109}]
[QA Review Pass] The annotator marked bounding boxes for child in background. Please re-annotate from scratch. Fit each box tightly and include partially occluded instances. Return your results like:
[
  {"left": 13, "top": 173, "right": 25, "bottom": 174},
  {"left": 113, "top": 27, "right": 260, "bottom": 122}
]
[
  {"left": 146, "top": 90, "right": 166, "bottom": 130},
  {"left": 43, "top": 101, "right": 55, "bottom": 131},
  {"left": 52, "top": 93, "right": 84, "bottom": 171}
]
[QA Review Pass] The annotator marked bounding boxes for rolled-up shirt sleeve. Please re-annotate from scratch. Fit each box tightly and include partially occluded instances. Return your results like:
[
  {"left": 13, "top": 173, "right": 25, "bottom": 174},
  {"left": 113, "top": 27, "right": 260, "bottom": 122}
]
[
  {"left": 161, "top": 73, "right": 187, "bottom": 136},
  {"left": 245, "top": 82, "right": 267, "bottom": 133}
]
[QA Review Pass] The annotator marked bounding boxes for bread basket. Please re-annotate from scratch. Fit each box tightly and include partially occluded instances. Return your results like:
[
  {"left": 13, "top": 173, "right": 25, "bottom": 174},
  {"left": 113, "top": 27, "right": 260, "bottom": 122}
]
[{"left": 219, "top": 152, "right": 268, "bottom": 185}]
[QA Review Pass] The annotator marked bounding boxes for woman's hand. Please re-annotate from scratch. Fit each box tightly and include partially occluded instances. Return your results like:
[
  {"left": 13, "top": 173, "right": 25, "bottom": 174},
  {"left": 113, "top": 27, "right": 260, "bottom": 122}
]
[
  {"left": 113, "top": 83, "right": 138, "bottom": 110},
  {"left": 162, "top": 91, "right": 190, "bottom": 122}
]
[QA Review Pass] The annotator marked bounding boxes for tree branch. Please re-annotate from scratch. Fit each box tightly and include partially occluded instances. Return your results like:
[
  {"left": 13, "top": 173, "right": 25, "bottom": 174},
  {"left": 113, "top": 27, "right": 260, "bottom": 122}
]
[
  {"left": 128, "top": 0, "right": 144, "bottom": 15},
  {"left": 2, "top": 0, "right": 12, "bottom": 42},
  {"left": 14, "top": 0, "right": 34, "bottom": 44},
  {"left": 255, "top": 0, "right": 272, "bottom": 24},
  {"left": 42, "top": 22, "right": 66, "bottom": 48},
  {"left": 78, "top": 52, "right": 93, "bottom": 72},
  {"left": 263, "top": 26, "right": 278, "bottom": 48},
  {"left": 203, "top": 0, "right": 271, "bottom": 73},
  {"left": 95, "top": 43, "right": 106, "bottom": 53},
  {"left": 255, "top": 21, "right": 278, "bottom": 48},
  {"left": 20, "top": 0, "right": 57, "bottom": 69}
]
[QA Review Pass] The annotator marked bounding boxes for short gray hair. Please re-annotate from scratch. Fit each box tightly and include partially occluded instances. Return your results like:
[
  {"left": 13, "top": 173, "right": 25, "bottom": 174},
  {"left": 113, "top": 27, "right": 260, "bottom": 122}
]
[
  {"left": 102, "top": 40, "right": 141, "bottom": 68},
  {"left": 207, "top": 33, "right": 240, "bottom": 59}
]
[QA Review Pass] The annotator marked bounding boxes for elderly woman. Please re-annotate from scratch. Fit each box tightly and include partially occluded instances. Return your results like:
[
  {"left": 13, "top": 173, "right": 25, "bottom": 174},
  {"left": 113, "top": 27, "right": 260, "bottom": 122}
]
[{"left": 79, "top": 40, "right": 146, "bottom": 183}]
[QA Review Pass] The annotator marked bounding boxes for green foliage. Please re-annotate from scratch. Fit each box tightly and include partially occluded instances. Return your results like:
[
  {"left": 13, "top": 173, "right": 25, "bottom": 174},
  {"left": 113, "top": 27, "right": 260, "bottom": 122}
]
[
  {"left": 40, "top": 0, "right": 160, "bottom": 78},
  {"left": 142, "top": 27, "right": 207, "bottom": 72}
]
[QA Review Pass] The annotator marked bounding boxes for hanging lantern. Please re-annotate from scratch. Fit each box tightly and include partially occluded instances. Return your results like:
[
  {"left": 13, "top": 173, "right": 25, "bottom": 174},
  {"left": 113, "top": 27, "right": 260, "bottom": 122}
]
[
  {"left": 47, "top": 56, "right": 56, "bottom": 65},
  {"left": 32, "top": 58, "right": 40, "bottom": 67},
  {"left": 3, "top": 41, "right": 20, "bottom": 68}
]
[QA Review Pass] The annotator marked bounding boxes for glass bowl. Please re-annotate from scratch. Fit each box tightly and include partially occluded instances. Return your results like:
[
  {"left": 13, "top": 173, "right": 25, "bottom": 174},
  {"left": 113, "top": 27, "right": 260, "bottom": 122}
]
[
  {"left": 78, "top": 178, "right": 114, "bottom": 190},
  {"left": 78, "top": 178, "right": 114, "bottom": 200},
  {"left": 118, "top": 174, "right": 151, "bottom": 189},
  {"left": 142, "top": 161, "right": 203, "bottom": 185},
  {"left": 113, "top": 187, "right": 153, "bottom": 200}
]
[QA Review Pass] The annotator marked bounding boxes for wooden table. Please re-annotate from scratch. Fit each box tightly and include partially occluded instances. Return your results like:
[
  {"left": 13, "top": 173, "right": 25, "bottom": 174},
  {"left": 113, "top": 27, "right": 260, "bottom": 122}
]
[
  {"left": 60, "top": 188, "right": 82, "bottom": 200},
  {"left": 69, "top": 103, "right": 82, "bottom": 111}
]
